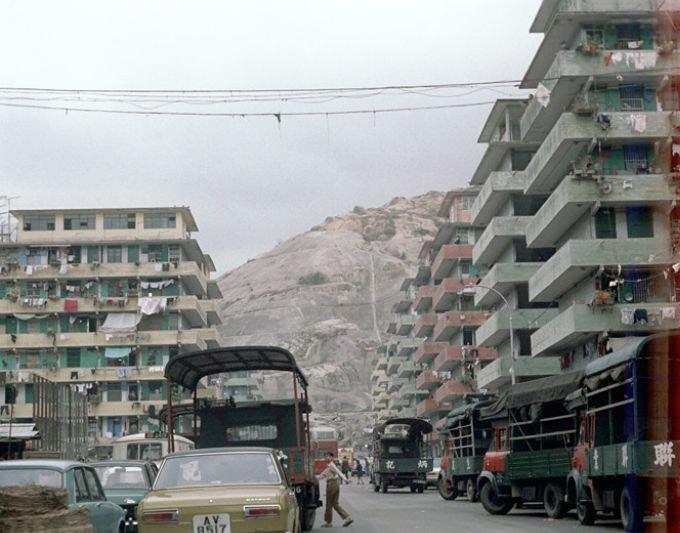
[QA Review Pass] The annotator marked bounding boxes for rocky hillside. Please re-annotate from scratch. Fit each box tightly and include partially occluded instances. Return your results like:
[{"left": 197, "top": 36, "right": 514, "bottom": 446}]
[{"left": 216, "top": 191, "right": 446, "bottom": 442}]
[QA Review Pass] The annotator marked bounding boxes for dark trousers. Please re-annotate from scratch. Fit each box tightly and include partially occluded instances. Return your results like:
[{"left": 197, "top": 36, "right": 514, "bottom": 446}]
[{"left": 325, "top": 478, "right": 350, "bottom": 524}]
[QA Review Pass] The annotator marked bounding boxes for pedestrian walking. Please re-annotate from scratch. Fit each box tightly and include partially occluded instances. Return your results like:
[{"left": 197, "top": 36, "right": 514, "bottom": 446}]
[
  {"left": 317, "top": 452, "right": 354, "bottom": 528},
  {"left": 341, "top": 457, "right": 350, "bottom": 484},
  {"left": 354, "top": 458, "right": 365, "bottom": 484}
]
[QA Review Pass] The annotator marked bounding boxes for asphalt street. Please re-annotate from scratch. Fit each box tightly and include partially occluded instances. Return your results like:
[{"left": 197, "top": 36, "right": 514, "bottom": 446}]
[{"left": 315, "top": 481, "right": 622, "bottom": 532}]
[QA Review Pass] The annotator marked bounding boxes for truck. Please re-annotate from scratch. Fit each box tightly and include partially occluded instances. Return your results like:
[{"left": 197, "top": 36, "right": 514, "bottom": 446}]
[
  {"left": 163, "top": 345, "right": 322, "bottom": 531},
  {"left": 567, "top": 332, "right": 680, "bottom": 531},
  {"left": 476, "top": 370, "right": 584, "bottom": 518},
  {"left": 438, "top": 397, "right": 495, "bottom": 502},
  {"left": 371, "top": 417, "right": 433, "bottom": 493}
]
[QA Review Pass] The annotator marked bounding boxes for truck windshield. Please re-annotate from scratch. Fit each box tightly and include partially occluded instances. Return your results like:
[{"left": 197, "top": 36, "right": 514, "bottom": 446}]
[
  {"left": 154, "top": 452, "right": 281, "bottom": 489},
  {"left": 0, "top": 468, "right": 63, "bottom": 488}
]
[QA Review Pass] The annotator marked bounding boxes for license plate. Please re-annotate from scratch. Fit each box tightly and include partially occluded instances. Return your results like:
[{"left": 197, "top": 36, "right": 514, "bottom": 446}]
[{"left": 192, "top": 513, "right": 231, "bottom": 533}]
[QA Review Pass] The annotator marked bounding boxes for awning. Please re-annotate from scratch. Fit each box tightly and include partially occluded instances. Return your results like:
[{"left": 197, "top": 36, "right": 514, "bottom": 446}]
[
  {"left": 104, "top": 347, "right": 132, "bottom": 359},
  {"left": 165, "top": 346, "right": 308, "bottom": 390},
  {"left": 100, "top": 313, "right": 141, "bottom": 334},
  {"left": 444, "top": 398, "right": 496, "bottom": 428},
  {"left": 0, "top": 423, "right": 39, "bottom": 441}
]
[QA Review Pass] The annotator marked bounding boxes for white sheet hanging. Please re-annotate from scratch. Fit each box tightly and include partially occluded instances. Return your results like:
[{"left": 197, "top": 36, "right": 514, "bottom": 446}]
[
  {"left": 138, "top": 297, "right": 167, "bottom": 316},
  {"left": 99, "top": 312, "right": 141, "bottom": 334}
]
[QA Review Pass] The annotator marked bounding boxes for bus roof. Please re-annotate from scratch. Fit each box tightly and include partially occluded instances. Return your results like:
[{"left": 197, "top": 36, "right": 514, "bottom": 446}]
[{"left": 165, "top": 345, "right": 308, "bottom": 390}]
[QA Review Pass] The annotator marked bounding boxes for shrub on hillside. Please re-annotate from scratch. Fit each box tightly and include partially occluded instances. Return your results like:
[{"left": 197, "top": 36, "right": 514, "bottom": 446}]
[{"left": 298, "top": 271, "right": 330, "bottom": 285}]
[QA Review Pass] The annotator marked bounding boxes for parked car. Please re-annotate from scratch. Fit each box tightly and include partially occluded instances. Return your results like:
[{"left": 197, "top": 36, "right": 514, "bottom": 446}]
[
  {"left": 138, "top": 447, "right": 300, "bottom": 533},
  {"left": 0, "top": 459, "right": 126, "bottom": 533},
  {"left": 93, "top": 460, "right": 156, "bottom": 531},
  {"left": 426, "top": 458, "right": 441, "bottom": 488}
]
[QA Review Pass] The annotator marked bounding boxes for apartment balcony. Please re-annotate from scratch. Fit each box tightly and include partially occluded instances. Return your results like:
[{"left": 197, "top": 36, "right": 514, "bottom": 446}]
[
  {"left": 394, "top": 315, "right": 416, "bottom": 336},
  {"left": 397, "top": 338, "right": 422, "bottom": 357},
  {"left": 388, "top": 377, "right": 407, "bottom": 393},
  {"left": 375, "top": 356, "right": 388, "bottom": 370},
  {"left": 475, "top": 308, "right": 560, "bottom": 348},
  {"left": 433, "top": 311, "right": 489, "bottom": 342},
  {"left": 531, "top": 302, "right": 680, "bottom": 355},
  {"left": 0, "top": 328, "right": 220, "bottom": 352},
  {"left": 377, "top": 373, "right": 389, "bottom": 387},
  {"left": 387, "top": 336, "right": 405, "bottom": 355},
  {"left": 474, "top": 263, "right": 542, "bottom": 308},
  {"left": 521, "top": 50, "right": 677, "bottom": 142},
  {"left": 414, "top": 314, "right": 437, "bottom": 338},
  {"left": 0, "top": 261, "right": 211, "bottom": 297},
  {"left": 472, "top": 217, "right": 533, "bottom": 267},
  {"left": 375, "top": 396, "right": 389, "bottom": 409},
  {"left": 6, "top": 365, "right": 167, "bottom": 384},
  {"left": 415, "top": 264, "right": 431, "bottom": 286},
  {"left": 433, "top": 345, "right": 497, "bottom": 373},
  {"left": 387, "top": 318, "right": 397, "bottom": 334},
  {"left": 416, "top": 398, "right": 450, "bottom": 418},
  {"left": 392, "top": 294, "right": 413, "bottom": 314},
  {"left": 471, "top": 172, "right": 527, "bottom": 226},
  {"left": 414, "top": 341, "right": 449, "bottom": 365},
  {"left": 397, "top": 361, "right": 417, "bottom": 378},
  {"left": 432, "top": 277, "right": 479, "bottom": 313},
  {"left": 523, "top": 112, "right": 672, "bottom": 195},
  {"left": 391, "top": 397, "right": 411, "bottom": 410},
  {"left": 476, "top": 356, "right": 562, "bottom": 390},
  {"left": 400, "top": 384, "right": 417, "bottom": 398},
  {"left": 431, "top": 245, "right": 474, "bottom": 280},
  {"left": 386, "top": 355, "right": 407, "bottom": 376},
  {"left": 529, "top": 238, "right": 673, "bottom": 302},
  {"left": 413, "top": 286, "right": 436, "bottom": 314},
  {"left": 433, "top": 380, "right": 474, "bottom": 404},
  {"left": 416, "top": 370, "right": 442, "bottom": 391},
  {"left": 527, "top": 175, "right": 675, "bottom": 248},
  {"left": 198, "top": 300, "right": 222, "bottom": 326}
]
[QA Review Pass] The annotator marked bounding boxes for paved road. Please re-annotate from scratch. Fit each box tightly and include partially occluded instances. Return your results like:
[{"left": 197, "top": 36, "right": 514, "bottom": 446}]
[{"left": 314, "top": 482, "right": 621, "bottom": 532}]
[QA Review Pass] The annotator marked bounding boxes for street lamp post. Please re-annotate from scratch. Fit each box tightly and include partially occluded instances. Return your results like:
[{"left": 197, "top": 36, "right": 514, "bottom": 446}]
[{"left": 461, "top": 285, "right": 516, "bottom": 386}]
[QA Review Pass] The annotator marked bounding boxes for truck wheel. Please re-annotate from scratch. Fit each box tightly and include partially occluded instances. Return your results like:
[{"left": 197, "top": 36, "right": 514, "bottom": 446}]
[
  {"left": 373, "top": 478, "right": 380, "bottom": 492},
  {"left": 466, "top": 478, "right": 477, "bottom": 502},
  {"left": 620, "top": 486, "right": 643, "bottom": 532},
  {"left": 416, "top": 485, "right": 424, "bottom": 494},
  {"left": 380, "top": 479, "right": 388, "bottom": 493},
  {"left": 543, "top": 483, "right": 567, "bottom": 519},
  {"left": 438, "top": 476, "right": 456, "bottom": 500},
  {"left": 410, "top": 485, "right": 416, "bottom": 493},
  {"left": 300, "top": 507, "right": 316, "bottom": 532},
  {"left": 480, "top": 482, "right": 513, "bottom": 515},
  {"left": 576, "top": 497, "right": 596, "bottom": 526}
]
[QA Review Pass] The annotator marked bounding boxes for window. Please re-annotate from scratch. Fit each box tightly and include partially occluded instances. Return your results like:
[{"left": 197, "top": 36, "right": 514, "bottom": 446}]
[
  {"left": 73, "top": 468, "right": 90, "bottom": 502},
  {"left": 595, "top": 208, "right": 617, "bottom": 239},
  {"left": 144, "top": 212, "right": 176, "bottom": 229},
  {"left": 624, "top": 144, "right": 650, "bottom": 174},
  {"left": 583, "top": 27, "right": 604, "bottom": 47},
  {"left": 454, "top": 229, "right": 469, "bottom": 244},
  {"left": 104, "top": 213, "right": 135, "bottom": 229},
  {"left": 168, "top": 245, "right": 181, "bottom": 263},
  {"left": 462, "top": 327, "right": 476, "bottom": 346},
  {"left": 460, "top": 260, "right": 471, "bottom": 276},
  {"left": 64, "top": 214, "right": 95, "bottom": 230},
  {"left": 460, "top": 196, "right": 475, "bottom": 210},
  {"left": 23, "top": 215, "right": 55, "bottom": 231},
  {"left": 66, "top": 349, "right": 81, "bottom": 368},
  {"left": 620, "top": 85, "right": 645, "bottom": 112},
  {"left": 147, "top": 245, "right": 164, "bottom": 262},
  {"left": 87, "top": 246, "right": 100, "bottom": 264},
  {"left": 626, "top": 207, "right": 654, "bottom": 238},
  {"left": 83, "top": 469, "right": 105, "bottom": 501},
  {"left": 107, "top": 382, "right": 122, "bottom": 402},
  {"left": 106, "top": 246, "right": 122, "bottom": 263},
  {"left": 127, "top": 245, "right": 139, "bottom": 263}
]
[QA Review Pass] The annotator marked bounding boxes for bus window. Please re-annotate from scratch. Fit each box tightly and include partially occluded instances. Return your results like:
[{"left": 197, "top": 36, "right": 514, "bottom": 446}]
[
  {"left": 126, "top": 444, "right": 139, "bottom": 460},
  {"left": 139, "top": 443, "right": 163, "bottom": 460}
]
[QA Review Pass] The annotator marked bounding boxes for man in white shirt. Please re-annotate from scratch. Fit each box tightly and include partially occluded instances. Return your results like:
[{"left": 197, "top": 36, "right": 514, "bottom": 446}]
[{"left": 317, "top": 452, "right": 354, "bottom": 528}]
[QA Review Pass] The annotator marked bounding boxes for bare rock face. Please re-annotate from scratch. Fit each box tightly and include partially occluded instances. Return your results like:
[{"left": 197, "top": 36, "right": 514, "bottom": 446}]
[{"left": 217, "top": 191, "right": 445, "bottom": 443}]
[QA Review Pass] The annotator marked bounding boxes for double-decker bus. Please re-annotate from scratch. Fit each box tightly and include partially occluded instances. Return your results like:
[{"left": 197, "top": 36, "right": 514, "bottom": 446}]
[{"left": 310, "top": 425, "right": 339, "bottom": 474}]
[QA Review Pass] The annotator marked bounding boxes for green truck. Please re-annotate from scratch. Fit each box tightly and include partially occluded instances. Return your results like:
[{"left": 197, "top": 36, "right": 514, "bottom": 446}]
[
  {"left": 566, "top": 332, "right": 680, "bottom": 531},
  {"left": 371, "top": 418, "right": 433, "bottom": 493},
  {"left": 476, "top": 371, "right": 584, "bottom": 518},
  {"left": 438, "top": 397, "right": 495, "bottom": 502}
]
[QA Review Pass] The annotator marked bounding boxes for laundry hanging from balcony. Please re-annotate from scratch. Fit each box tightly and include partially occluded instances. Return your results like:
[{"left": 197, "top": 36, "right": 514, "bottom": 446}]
[
  {"left": 138, "top": 296, "right": 167, "bottom": 315},
  {"left": 104, "top": 346, "right": 133, "bottom": 359},
  {"left": 100, "top": 312, "right": 141, "bottom": 334}
]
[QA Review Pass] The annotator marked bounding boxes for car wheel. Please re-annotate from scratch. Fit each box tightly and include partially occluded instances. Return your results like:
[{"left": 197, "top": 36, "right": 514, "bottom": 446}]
[
  {"left": 466, "top": 478, "right": 477, "bottom": 502},
  {"left": 301, "top": 507, "right": 316, "bottom": 531},
  {"left": 620, "top": 486, "right": 643, "bottom": 532},
  {"left": 437, "top": 476, "right": 456, "bottom": 501},
  {"left": 543, "top": 482, "right": 567, "bottom": 519},
  {"left": 479, "top": 482, "right": 513, "bottom": 515}
]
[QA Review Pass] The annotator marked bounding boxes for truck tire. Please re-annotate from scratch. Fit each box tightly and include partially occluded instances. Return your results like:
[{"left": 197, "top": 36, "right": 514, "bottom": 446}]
[
  {"left": 416, "top": 485, "right": 424, "bottom": 494},
  {"left": 480, "top": 481, "right": 513, "bottom": 515},
  {"left": 380, "top": 479, "right": 388, "bottom": 493},
  {"left": 576, "top": 497, "right": 596, "bottom": 526},
  {"left": 301, "top": 507, "right": 316, "bottom": 531},
  {"left": 620, "top": 486, "right": 642, "bottom": 532},
  {"left": 373, "top": 478, "right": 380, "bottom": 492},
  {"left": 466, "top": 478, "right": 477, "bottom": 502},
  {"left": 410, "top": 485, "right": 416, "bottom": 493},
  {"left": 543, "top": 483, "right": 567, "bottom": 519},
  {"left": 438, "top": 477, "right": 457, "bottom": 501}
]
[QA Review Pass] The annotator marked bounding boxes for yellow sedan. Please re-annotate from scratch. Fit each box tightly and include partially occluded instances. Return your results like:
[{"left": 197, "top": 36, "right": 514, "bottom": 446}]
[{"left": 138, "top": 447, "right": 300, "bottom": 533}]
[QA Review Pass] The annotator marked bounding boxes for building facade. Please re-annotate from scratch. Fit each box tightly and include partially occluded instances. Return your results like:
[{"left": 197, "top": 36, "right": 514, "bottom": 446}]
[{"left": 0, "top": 207, "right": 223, "bottom": 444}]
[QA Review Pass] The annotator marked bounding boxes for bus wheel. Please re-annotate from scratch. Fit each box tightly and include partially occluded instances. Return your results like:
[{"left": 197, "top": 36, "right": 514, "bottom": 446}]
[
  {"left": 480, "top": 482, "right": 513, "bottom": 515},
  {"left": 620, "top": 486, "right": 643, "bottom": 532},
  {"left": 543, "top": 483, "right": 567, "bottom": 519},
  {"left": 576, "top": 497, "right": 596, "bottom": 526},
  {"left": 438, "top": 477, "right": 456, "bottom": 500},
  {"left": 380, "top": 479, "right": 388, "bottom": 493},
  {"left": 466, "top": 479, "right": 478, "bottom": 502}
]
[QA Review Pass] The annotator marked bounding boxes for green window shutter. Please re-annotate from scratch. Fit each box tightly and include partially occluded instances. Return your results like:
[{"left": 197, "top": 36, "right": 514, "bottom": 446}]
[
  {"left": 603, "top": 149, "right": 626, "bottom": 175},
  {"left": 640, "top": 24, "right": 654, "bottom": 49},
  {"left": 626, "top": 207, "right": 654, "bottom": 238},
  {"left": 163, "top": 283, "right": 179, "bottom": 297},
  {"left": 605, "top": 88, "right": 621, "bottom": 111},
  {"left": 87, "top": 246, "right": 100, "bottom": 264},
  {"left": 39, "top": 319, "right": 48, "bottom": 334},
  {"left": 25, "top": 383, "right": 33, "bottom": 403},
  {"left": 161, "top": 245, "right": 169, "bottom": 262},
  {"left": 59, "top": 315, "right": 70, "bottom": 333},
  {"left": 127, "top": 245, "right": 139, "bottom": 263},
  {"left": 0, "top": 283, "right": 5, "bottom": 299},
  {"left": 100, "top": 282, "right": 109, "bottom": 298},
  {"left": 71, "top": 246, "right": 82, "bottom": 263},
  {"left": 18, "top": 352, "right": 26, "bottom": 367},
  {"left": 18, "top": 321, "right": 28, "bottom": 334},
  {"left": 141, "top": 383, "right": 150, "bottom": 401},
  {"left": 643, "top": 88, "right": 657, "bottom": 111},
  {"left": 5, "top": 317, "right": 17, "bottom": 334},
  {"left": 66, "top": 348, "right": 81, "bottom": 368},
  {"left": 604, "top": 28, "right": 617, "bottom": 49},
  {"left": 595, "top": 208, "right": 617, "bottom": 239},
  {"left": 81, "top": 349, "right": 98, "bottom": 368},
  {"left": 78, "top": 319, "right": 87, "bottom": 333}
]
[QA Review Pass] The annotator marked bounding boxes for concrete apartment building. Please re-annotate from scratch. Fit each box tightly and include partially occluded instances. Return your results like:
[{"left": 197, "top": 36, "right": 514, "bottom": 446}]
[
  {"left": 471, "top": 0, "right": 680, "bottom": 392},
  {"left": 0, "top": 207, "right": 223, "bottom": 443}
]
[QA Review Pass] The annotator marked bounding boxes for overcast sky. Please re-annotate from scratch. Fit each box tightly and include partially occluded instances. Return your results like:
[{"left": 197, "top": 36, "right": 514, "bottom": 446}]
[{"left": 0, "top": 0, "right": 542, "bottom": 272}]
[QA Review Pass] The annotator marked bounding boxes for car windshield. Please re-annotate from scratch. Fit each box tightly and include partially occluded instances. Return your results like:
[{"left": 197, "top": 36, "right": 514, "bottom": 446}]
[
  {"left": 94, "top": 465, "right": 148, "bottom": 489},
  {"left": 154, "top": 452, "right": 281, "bottom": 489},
  {"left": 0, "top": 468, "right": 63, "bottom": 488}
]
